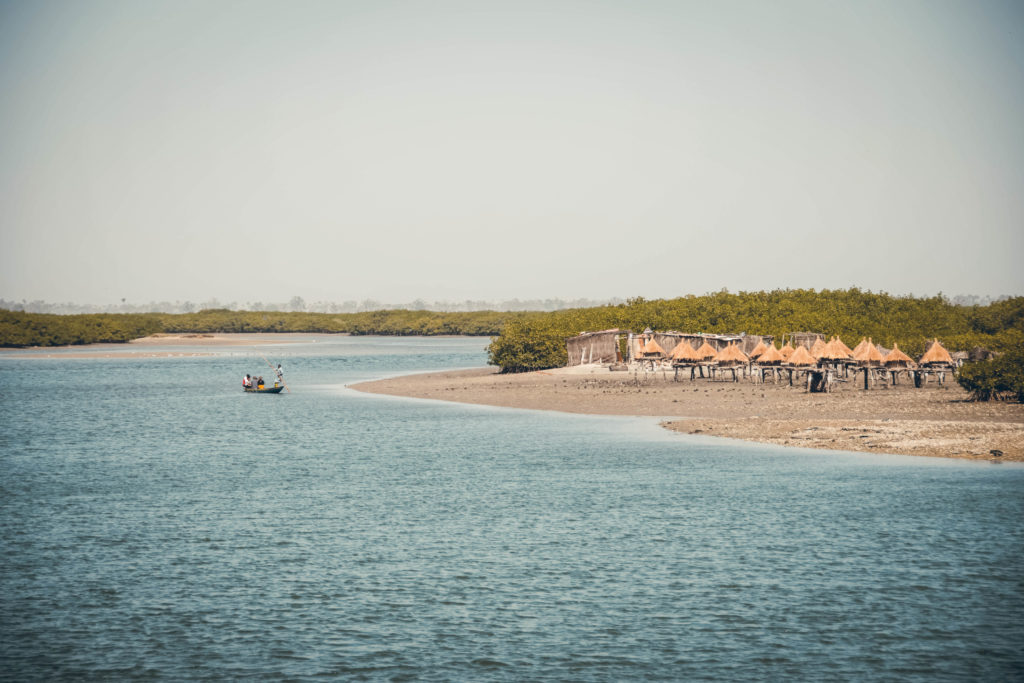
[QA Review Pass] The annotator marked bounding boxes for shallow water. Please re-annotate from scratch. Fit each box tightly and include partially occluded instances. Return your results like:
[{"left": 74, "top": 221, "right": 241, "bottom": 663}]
[{"left": 1, "top": 336, "right": 1022, "bottom": 680}]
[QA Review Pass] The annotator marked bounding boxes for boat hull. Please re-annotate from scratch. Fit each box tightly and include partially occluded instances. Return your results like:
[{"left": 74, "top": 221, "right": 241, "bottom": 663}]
[{"left": 244, "top": 385, "right": 284, "bottom": 393}]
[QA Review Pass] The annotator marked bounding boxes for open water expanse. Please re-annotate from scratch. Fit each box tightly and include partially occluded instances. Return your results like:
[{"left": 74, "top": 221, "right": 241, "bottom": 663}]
[{"left": 1, "top": 335, "right": 1022, "bottom": 680}]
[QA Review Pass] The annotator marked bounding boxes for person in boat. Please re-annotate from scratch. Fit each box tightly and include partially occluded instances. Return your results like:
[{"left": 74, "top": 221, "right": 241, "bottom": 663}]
[
  {"left": 256, "top": 376, "right": 265, "bottom": 389},
  {"left": 243, "top": 374, "right": 252, "bottom": 389},
  {"left": 274, "top": 364, "right": 284, "bottom": 387}
]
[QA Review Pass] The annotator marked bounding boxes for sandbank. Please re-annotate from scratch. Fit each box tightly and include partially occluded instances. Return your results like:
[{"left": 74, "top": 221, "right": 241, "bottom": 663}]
[
  {"left": 351, "top": 366, "right": 1024, "bottom": 462},
  {"left": 1, "top": 333, "right": 317, "bottom": 359}
]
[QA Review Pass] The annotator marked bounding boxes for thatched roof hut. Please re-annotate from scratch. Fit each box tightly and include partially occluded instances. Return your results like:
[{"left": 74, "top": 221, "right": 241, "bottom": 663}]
[
  {"left": 919, "top": 339, "right": 953, "bottom": 366},
  {"left": 694, "top": 341, "right": 718, "bottom": 361},
  {"left": 853, "top": 337, "right": 884, "bottom": 365},
  {"left": 832, "top": 336, "right": 854, "bottom": 356},
  {"left": 788, "top": 345, "right": 817, "bottom": 366},
  {"left": 748, "top": 340, "right": 768, "bottom": 359},
  {"left": 850, "top": 337, "right": 869, "bottom": 358},
  {"left": 715, "top": 342, "right": 750, "bottom": 366},
  {"left": 884, "top": 343, "right": 914, "bottom": 367},
  {"left": 639, "top": 337, "right": 666, "bottom": 358},
  {"left": 779, "top": 342, "right": 796, "bottom": 361},
  {"left": 669, "top": 340, "right": 701, "bottom": 362},
  {"left": 819, "top": 338, "right": 852, "bottom": 362},
  {"left": 757, "top": 344, "right": 784, "bottom": 365},
  {"left": 809, "top": 337, "right": 828, "bottom": 359}
]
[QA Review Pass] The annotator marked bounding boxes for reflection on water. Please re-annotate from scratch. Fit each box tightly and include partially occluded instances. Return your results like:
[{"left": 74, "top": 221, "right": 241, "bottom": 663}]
[{"left": 1, "top": 336, "right": 1022, "bottom": 680}]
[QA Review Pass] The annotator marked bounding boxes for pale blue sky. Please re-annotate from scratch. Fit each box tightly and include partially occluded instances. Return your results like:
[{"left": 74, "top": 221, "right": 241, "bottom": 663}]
[{"left": 1, "top": 0, "right": 1022, "bottom": 306}]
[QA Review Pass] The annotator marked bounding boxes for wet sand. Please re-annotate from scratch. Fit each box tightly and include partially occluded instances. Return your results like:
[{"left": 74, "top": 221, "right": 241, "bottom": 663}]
[{"left": 352, "top": 365, "right": 1024, "bottom": 462}]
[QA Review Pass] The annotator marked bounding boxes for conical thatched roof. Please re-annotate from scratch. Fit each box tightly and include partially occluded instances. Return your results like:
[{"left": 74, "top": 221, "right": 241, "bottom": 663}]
[
  {"left": 788, "top": 345, "right": 817, "bottom": 366},
  {"left": 757, "top": 344, "right": 784, "bottom": 364},
  {"left": 694, "top": 341, "right": 718, "bottom": 361},
  {"left": 853, "top": 337, "right": 884, "bottom": 364},
  {"left": 884, "top": 343, "right": 914, "bottom": 366},
  {"left": 809, "top": 337, "right": 827, "bottom": 359},
  {"left": 818, "top": 337, "right": 852, "bottom": 361},
  {"left": 850, "top": 337, "right": 869, "bottom": 357},
  {"left": 640, "top": 337, "right": 666, "bottom": 357},
  {"left": 919, "top": 339, "right": 953, "bottom": 365},
  {"left": 669, "top": 340, "right": 701, "bottom": 362},
  {"left": 832, "top": 336, "right": 854, "bottom": 356},
  {"left": 715, "top": 342, "right": 750, "bottom": 365},
  {"left": 779, "top": 342, "right": 795, "bottom": 361},
  {"left": 748, "top": 340, "right": 768, "bottom": 359}
]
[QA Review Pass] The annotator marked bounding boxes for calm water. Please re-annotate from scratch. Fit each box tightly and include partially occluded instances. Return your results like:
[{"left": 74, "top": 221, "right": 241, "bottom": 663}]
[{"left": 1, "top": 336, "right": 1022, "bottom": 681}]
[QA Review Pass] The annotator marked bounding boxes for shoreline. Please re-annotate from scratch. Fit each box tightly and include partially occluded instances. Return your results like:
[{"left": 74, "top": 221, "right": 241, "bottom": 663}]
[
  {"left": 0, "top": 333, "right": 321, "bottom": 359},
  {"left": 350, "top": 366, "right": 1024, "bottom": 462}
]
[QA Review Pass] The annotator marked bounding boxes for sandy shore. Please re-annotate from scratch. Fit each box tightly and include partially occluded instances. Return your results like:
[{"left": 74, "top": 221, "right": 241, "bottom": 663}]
[{"left": 351, "top": 365, "right": 1024, "bottom": 462}]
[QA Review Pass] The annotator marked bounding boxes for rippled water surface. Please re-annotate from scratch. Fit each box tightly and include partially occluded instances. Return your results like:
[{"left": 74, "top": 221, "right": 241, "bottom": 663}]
[{"left": 2, "top": 336, "right": 1022, "bottom": 680}]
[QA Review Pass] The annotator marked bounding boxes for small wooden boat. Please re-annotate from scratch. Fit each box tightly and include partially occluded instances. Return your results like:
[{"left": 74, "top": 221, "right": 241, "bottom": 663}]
[{"left": 244, "top": 385, "right": 284, "bottom": 394}]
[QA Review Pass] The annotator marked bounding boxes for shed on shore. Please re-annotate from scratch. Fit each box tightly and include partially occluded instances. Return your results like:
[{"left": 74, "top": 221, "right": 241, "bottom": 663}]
[{"left": 566, "top": 329, "right": 629, "bottom": 366}]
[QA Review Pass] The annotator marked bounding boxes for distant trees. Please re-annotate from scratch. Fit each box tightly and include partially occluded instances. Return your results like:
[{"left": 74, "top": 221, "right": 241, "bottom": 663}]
[
  {"left": 0, "top": 310, "right": 162, "bottom": 347},
  {"left": 0, "top": 309, "right": 519, "bottom": 347}
]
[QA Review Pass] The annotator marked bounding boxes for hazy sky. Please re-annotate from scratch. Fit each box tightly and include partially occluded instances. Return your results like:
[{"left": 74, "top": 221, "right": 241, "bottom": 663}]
[{"left": 1, "top": 0, "right": 1022, "bottom": 306}]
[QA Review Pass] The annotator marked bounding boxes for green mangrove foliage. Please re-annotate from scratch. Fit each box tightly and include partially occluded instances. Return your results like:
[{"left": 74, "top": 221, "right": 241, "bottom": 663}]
[
  {"left": 0, "top": 308, "right": 518, "bottom": 347},
  {"left": 956, "top": 343, "right": 1024, "bottom": 402},
  {"left": 486, "top": 290, "right": 1024, "bottom": 373},
  {"left": 0, "top": 310, "right": 163, "bottom": 347}
]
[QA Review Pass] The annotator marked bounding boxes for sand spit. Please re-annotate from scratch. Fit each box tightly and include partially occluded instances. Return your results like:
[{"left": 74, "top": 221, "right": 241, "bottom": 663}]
[
  {"left": 129, "top": 333, "right": 313, "bottom": 346},
  {"left": 2, "top": 333, "right": 315, "bottom": 359},
  {"left": 351, "top": 366, "right": 1024, "bottom": 462}
]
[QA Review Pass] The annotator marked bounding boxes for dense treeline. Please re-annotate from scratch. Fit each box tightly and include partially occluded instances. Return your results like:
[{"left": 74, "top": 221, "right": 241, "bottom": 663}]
[
  {"left": 153, "top": 309, "right": 520, "bottom": 336},
  {"left": 486, "top": 289, "right": 1024, "bottom": 373},
  {"left": 0, "top": 308, "right": 522, "bottom": 347},
  {"left": 0, "top": 310, "right": 163, "bottom": 347}
]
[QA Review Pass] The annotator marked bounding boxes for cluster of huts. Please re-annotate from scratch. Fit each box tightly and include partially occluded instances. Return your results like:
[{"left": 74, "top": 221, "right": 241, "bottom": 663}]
[{"left": 566, "top": 329, "right": 958, "bottom": 392}]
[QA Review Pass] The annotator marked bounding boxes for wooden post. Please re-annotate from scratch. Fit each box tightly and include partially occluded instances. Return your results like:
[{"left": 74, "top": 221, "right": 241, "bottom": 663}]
[{"left": 863, "top": 367, "right": 869, "bottom": 390}]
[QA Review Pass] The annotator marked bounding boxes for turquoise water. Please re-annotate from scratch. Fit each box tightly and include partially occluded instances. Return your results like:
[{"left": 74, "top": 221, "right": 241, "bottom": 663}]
[{"left": 1, "top": 336, "right": 1022, "bottom": 680}]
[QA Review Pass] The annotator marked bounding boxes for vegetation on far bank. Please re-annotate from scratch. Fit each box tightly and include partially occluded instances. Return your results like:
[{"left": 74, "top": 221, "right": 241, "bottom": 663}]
[
  {"left": 3, "top": 289, "right": 1022, "bottom": 402},
  {"left": 0, "top": 308, "right": 524, "bottom": 347}
]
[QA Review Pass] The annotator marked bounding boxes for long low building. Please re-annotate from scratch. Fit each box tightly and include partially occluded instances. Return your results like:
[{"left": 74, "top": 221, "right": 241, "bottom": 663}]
[{"left": 566, "top": 329, "right": 775, "bottom": 365}]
